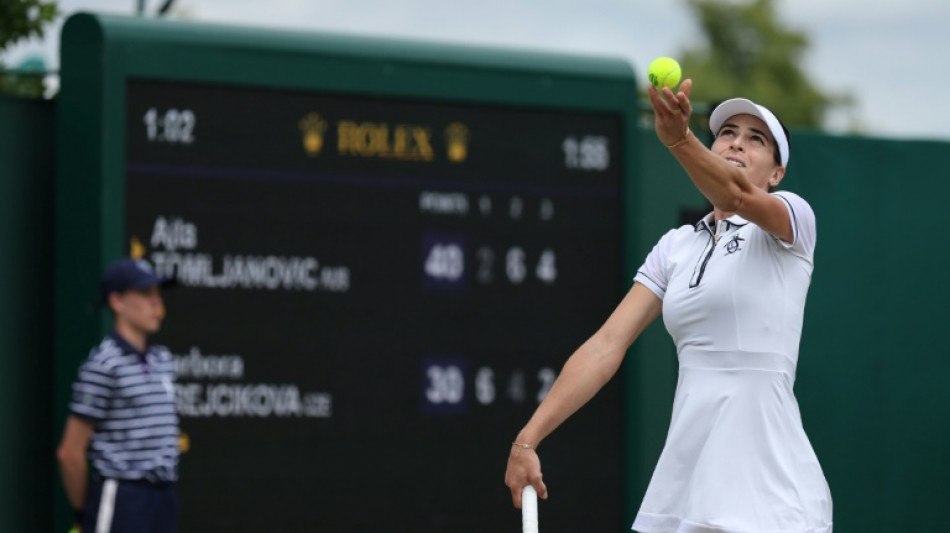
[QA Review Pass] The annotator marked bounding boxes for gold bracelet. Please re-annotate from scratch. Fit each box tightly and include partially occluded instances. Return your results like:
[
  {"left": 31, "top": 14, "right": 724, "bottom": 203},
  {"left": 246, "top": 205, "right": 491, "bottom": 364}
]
[
  {"left": 665, "top": 128, "right": 692, "bottom": 149},
  {"left": 512, "top": 441, "right": 535, "bottom": 450}
]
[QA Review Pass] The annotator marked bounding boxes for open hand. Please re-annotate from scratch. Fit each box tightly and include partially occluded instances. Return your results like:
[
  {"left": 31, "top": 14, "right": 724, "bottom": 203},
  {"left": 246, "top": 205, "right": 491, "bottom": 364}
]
[{"left": 647, "top": 78, "right": 694, "bottom": 146}]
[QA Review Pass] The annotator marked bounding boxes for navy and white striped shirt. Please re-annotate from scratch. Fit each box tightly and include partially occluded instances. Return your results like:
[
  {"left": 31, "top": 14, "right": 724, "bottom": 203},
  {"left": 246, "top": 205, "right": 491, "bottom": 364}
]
[{"left": 70, "top": 332, "right": 179, "bottom": 482}]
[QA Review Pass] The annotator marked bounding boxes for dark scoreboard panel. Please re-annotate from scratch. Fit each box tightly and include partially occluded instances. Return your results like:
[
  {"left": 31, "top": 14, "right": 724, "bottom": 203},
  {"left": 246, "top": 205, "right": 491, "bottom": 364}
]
[
  {"left": 55, "top": 13, "right": 639, "bottom": 533},
  {"left": 125, "top": 79, "right": 624, "bottom": 531}
]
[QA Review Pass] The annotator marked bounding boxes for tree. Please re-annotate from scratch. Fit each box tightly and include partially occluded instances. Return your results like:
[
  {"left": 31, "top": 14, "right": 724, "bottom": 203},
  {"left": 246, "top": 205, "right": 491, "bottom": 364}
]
[
  {"left": 674, "top": 0, "right": 850, "bottom": 130},
  {"left": 0, "top": 0, "right": 59, "bottom": 97}
]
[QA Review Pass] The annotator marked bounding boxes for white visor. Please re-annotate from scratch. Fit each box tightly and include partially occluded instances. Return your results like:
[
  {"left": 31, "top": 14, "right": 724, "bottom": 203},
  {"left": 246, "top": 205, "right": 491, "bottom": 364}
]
[{"left": 709, "top": 98, "right": 789, "bottom": 167}]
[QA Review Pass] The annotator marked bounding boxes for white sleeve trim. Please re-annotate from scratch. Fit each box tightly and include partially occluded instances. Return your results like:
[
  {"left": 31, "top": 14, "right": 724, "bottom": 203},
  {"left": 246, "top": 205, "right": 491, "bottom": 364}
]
[
  {"left": 772, "top": 191, "right": 816, "bottom": 257},
  {"left": 634, "top": 271, "right": 666, "bottom": 300},
  {"left": 633, "top": 228, "right": 678, "bottom": 300}
]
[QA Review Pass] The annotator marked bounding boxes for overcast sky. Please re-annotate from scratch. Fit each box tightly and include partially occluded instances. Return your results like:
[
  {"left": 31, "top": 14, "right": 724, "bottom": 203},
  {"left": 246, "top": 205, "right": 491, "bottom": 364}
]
[{"left": 4, "top": 0, "right": 948, "bottom": 141}]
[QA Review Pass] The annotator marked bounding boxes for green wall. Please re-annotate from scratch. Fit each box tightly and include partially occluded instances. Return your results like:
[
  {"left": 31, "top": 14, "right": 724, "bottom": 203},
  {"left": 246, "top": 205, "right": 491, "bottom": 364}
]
[
  {"left": 790, "top": 133, "right": 950, "bottom": 530},
  {"left": 0, "top": 95, "right": 55, "bottom": 532}
]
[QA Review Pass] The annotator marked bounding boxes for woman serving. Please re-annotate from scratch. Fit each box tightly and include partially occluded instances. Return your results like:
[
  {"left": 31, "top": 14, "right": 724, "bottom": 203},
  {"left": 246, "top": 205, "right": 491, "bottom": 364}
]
[{"left": 504, "top": 78, "right": 833, "bottom": 533}]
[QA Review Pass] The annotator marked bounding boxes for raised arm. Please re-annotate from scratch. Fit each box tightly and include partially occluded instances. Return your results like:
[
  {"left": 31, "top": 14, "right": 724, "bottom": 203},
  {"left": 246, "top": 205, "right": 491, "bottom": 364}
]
[
  {"left": 504, "top": 282, "right": 662, "bottom": 507},
  {"left": 648, "top": 81, "right": 793, "bottom": 243}
]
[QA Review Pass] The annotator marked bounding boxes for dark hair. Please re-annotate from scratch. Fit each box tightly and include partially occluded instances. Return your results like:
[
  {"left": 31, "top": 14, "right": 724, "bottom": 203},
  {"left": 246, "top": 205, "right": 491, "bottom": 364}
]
[
  {"left": 768, "top": 118, "right": 790, "bottom": 193},
  {"left": 772, "top": 118, "right": 790, "bottom": 168}
]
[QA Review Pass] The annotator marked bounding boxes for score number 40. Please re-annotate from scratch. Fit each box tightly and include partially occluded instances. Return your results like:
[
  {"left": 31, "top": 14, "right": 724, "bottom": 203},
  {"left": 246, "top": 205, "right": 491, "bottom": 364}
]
[{"left": 425, "top": 243, "right": 557, "bottom": 286}]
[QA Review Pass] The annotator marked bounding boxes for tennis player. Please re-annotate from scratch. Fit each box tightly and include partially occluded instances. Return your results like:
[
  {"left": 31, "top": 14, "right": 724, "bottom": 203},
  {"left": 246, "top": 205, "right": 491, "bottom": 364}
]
[{"left": 505, "top": 78, "right": 833, "bottom": 533}]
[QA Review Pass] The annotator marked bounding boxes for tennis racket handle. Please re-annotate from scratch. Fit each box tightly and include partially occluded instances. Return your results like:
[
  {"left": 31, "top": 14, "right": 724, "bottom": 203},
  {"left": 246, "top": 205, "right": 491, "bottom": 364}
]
[{"left": 522, "top": 485, "right": 539, "bottom": 533}]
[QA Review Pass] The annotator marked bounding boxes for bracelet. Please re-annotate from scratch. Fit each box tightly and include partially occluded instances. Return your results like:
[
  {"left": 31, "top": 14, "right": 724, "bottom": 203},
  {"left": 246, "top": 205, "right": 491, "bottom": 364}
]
[
  {"left": 73, "top": 508, "right": 84, "bottom": 524},
  {"left": 665, "top": 128, "right": 692, "bottom": 149},
  {"left": 512, "top": 441, "right": 535, "bottom": 450}
]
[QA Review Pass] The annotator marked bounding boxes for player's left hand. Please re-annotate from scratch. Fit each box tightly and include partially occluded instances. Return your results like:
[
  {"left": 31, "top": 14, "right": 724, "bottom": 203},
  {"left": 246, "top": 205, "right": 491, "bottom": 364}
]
[{"left": 648, "top": 78, "right": 693, "bottom": 146}]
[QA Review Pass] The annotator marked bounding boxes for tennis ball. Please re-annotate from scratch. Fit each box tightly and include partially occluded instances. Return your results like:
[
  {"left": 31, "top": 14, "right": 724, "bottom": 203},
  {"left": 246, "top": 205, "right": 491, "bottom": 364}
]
[{"left": 648, "top": 57, "right": 682, "bottom": 90}]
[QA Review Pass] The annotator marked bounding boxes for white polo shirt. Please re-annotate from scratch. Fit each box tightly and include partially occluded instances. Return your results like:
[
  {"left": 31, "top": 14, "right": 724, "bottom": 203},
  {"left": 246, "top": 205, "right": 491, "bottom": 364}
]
[
  {"left": 630, "top": 191, "right": 832, "bottom": 533},
  {"left": 635, "top": 191, "right": 815, "bottom": 362}
]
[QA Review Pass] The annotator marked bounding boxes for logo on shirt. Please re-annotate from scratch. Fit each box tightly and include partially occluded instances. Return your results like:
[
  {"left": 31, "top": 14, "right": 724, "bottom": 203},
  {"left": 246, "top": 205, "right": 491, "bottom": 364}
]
[{"left": 724, "top": 234, "right": 745, "bottom": 255}]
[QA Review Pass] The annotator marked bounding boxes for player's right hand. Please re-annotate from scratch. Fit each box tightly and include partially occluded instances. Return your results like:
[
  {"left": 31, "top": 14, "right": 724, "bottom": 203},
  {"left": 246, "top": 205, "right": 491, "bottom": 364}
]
[{"left": 504, "top": 445, "right": 548, "bottom": 508}]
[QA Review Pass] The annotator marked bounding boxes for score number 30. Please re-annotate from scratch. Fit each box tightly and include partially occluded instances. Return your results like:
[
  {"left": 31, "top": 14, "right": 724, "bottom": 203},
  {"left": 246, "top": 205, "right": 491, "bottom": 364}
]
[{"left": 424, "top": 364, "right": 556, "bottom": 408}]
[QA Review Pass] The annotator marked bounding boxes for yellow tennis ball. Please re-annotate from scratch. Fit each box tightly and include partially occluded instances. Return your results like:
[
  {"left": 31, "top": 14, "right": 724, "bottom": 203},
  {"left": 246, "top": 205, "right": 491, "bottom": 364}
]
[{"left": 648, "top": 57, "right": 682, "bottom": 90}]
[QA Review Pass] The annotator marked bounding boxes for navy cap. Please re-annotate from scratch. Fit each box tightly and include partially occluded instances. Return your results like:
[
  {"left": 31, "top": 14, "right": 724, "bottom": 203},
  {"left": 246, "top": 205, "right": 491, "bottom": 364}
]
[{"left": 100, "top": 258, "right": 172, "bottom": 301}]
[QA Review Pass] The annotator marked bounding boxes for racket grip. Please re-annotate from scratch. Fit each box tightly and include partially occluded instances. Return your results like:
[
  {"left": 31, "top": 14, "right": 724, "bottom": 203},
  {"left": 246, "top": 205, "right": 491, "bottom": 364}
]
[{"left": 522, "top": 485, "right": 538, "bottom": 533}]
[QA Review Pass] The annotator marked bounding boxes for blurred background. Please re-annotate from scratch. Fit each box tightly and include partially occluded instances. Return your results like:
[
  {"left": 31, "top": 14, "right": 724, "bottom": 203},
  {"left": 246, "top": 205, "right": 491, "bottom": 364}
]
[
  {"left": 2, "top": 0, "right": 948, "bottom": 140},
  {"left": 2, "top": 1, "right": 949, "bottom": 532}
]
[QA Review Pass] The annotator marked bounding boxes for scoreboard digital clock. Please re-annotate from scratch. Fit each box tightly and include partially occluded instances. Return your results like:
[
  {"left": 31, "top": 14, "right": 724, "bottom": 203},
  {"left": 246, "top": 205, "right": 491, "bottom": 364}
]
[{"left": 55, "top": 13, "right": 640, "bottom": 532}]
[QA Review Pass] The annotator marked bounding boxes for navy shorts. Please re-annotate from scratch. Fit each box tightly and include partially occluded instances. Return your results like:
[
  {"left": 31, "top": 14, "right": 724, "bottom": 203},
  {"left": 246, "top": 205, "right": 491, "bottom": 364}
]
[{"left": 83, "top": 478, "right": 178, "bottom": 533}]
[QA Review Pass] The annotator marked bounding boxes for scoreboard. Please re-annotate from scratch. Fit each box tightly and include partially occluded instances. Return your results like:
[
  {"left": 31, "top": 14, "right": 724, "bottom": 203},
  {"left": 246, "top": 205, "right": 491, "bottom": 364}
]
[{"left": 55, "top": 13, "right": 639, "bottom": 532}]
